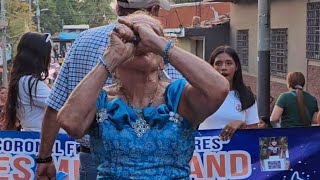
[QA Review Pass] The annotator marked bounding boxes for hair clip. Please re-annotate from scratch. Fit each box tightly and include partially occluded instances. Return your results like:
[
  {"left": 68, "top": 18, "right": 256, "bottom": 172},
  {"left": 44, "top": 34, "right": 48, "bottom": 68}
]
[
  {"left": 44, "top": 33, "right": 51, "bottom": 43},
  {"left": 294, "top": 85, "right": 303, "bottom": 90}
]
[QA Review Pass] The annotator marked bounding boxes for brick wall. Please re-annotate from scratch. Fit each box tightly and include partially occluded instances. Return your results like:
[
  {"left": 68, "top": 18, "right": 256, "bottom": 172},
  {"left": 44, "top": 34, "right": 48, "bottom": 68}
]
[
  {"left": 242, "top": 74, "right": 287, "bottom": 113},
  {"left": 159, "top": 3, "right": 230, "bottom": 29},
  {"left": 307, "top": 65, "right": 320, "bottom": 108}
]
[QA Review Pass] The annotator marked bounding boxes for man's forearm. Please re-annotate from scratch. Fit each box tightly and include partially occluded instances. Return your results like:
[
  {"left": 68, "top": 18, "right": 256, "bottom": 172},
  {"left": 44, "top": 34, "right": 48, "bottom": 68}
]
[{"left": 38, "top": 106, "right": 60, "bottom": 158}]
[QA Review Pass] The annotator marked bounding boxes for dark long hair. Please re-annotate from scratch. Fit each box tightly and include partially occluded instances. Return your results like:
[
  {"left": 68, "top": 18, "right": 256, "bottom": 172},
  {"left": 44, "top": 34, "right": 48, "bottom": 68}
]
[
  {"left": 209, "top": 46, "right": 255, "bottom": 111},
  {"left": 2, "top": 32, "right": 52, "bottom": 130},
  {"left": 287, "top": 72, "right": 309, "bottom": 125}
]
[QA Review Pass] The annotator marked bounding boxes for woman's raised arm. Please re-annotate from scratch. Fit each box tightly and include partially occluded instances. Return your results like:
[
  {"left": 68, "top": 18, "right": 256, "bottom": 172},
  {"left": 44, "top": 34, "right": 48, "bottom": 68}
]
[
  {"left": 165, "top": 42, "right": 229, "bottom": 128},
  {"left": 57, "top": 32, "right": 134, "bottom": 138}
]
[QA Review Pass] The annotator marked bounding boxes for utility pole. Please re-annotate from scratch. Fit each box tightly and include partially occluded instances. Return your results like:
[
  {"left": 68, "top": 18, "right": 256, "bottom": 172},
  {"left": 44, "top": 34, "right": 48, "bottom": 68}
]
[
  {"left": 257, "top": 0, "right": 271, "bottom": 117},
  {"left": 1, "top": 0, "right": 8, "bottom": 88},
  {"left": 28, "top": 0, "right": 33, "bottom": 31},
  {"left": 29, "top": 0, "right": 32, "bottom": 16},
  {"left": 36, "top": 0, "right": 41, "bottom": 32}
]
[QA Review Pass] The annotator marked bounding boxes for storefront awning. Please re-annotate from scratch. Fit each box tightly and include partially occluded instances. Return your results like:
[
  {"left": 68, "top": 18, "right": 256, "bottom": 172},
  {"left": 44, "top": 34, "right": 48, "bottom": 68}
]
[{"left": 59, "top": 32, "right": 80, "bottom": 41}]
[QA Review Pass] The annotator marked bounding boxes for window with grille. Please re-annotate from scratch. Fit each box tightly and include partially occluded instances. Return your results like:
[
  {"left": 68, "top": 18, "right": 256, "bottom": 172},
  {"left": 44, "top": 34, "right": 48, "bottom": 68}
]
[
  {"left": 306, "top": 2, "right": 320, "bottom": 60},
  {"left": 270, "top": 28, "right": 288, "bottom": 78},
  {"left": 236, "top": 30, "right": 249, "bottom": 70}
]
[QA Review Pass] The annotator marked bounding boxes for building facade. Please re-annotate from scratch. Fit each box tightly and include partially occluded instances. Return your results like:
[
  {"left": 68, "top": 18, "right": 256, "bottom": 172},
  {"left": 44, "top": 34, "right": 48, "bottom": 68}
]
[
  {"left": 219, "top": 0, "right": 320, "bottom": 109},
  {"left": 159, "top": 2, "right": 231, "bottom": 60}
]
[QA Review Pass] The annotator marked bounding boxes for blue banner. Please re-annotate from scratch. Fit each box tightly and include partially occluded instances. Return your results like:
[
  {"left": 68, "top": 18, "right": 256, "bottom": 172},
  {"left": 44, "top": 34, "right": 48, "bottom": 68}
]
[
  {"left": 0, "top": 127, "right": 319, "bottom": 179},
  {"left": 0, "top": 131, "right": 79, "bottom": 180},
  {"left": 191, "top": 127, "right": 320, "bottom": 180}
]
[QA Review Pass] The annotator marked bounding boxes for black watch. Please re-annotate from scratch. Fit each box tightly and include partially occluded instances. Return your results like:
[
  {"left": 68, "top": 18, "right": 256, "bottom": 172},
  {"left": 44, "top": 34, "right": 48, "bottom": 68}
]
[{"left": 35, "top": 155, "right": 53, "bottom": 163}]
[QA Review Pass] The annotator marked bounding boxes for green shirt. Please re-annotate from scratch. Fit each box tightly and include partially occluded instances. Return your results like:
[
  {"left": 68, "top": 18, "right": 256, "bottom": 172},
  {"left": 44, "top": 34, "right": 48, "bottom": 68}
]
[{"left": 276, "top": 91, "right": 318, "bottom": 128}]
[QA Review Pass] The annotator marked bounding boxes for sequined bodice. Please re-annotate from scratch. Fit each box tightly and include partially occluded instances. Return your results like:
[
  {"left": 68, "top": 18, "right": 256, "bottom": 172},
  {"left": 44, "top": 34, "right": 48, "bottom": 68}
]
[{"left": 89, "top": 79, "right": 195, "bottom": 180}]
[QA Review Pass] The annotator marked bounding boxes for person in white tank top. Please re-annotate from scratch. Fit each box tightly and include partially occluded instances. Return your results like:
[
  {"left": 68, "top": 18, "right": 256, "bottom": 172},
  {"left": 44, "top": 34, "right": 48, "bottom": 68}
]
[
  {"left": 199, "top": 46, "right": 259, "bottom": 140},
  {"left": 2, "top": 32, "right": 65, "bottom": 133}
]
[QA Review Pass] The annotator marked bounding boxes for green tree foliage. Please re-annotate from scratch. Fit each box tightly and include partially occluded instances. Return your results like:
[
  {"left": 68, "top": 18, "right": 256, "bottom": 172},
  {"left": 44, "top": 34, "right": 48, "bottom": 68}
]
[
  {"left": 6, "top": 0, "right": 36, "bottom": 54},
  {"left": 72, "top": 0, "right": 115, "bottom": 27},
  {"left": 39, "top": 0, "right": 63, "bottom": 34},
  {"left": 56, "top": 0, "right": 77, "bottom": 25},
  {"left": 3, "top": 0, "right": 115, "bottom": 56},
  {"left": 39, "top": 0, "right": 115, "bottom": 33}
]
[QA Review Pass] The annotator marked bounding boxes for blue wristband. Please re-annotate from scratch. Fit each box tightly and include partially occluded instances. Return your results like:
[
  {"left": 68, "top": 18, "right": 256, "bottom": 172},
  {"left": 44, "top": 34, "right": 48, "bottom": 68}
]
[
  {"left": 163, "top": 40, "right": 173, "bottom": 64},
  {"left": 99, "top": 57, "right": 112, "bottom": 77}
]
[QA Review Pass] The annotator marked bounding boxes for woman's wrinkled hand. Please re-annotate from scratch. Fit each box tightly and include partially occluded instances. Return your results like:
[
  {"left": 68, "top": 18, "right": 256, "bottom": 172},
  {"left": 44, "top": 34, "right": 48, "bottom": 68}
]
[
  {"left": 102, "top": 24, "right": 135, "bottom": 72},
  {"left": 118, "top": 17, "right": 164, "bottom": 56},
  {"left": 36, "top": 162, "right": 56, "bottom": 180},
  {"left": 219, "top": 120, "right": 246, "bottom": 141}
]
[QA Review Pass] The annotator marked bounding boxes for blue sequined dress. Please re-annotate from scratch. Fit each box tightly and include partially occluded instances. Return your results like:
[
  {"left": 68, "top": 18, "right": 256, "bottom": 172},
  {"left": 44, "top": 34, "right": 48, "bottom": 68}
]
[{"left": 89, "top": 79, "right": 195, "bottom": 180}]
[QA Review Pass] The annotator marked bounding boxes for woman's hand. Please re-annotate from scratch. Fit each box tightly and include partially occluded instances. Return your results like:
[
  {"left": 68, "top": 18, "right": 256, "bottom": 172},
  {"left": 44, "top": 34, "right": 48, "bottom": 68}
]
[
  {"left": 36, "top": 162, "right": 56, "bottom": 180},
  {"left": 118, "top": 17, "right": 166, "bottom": 56},
  {"left": 219, "top": 120, "right": 246, "bottom": 141},
  {"left": 102, "top": 26, "right": 135, "bottom": 72}
]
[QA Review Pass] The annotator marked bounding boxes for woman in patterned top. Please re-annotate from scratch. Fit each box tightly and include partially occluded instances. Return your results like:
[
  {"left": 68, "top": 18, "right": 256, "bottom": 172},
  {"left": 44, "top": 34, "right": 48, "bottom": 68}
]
[{"left": 57, "top": 12, "right": 229, "bottom": 179}]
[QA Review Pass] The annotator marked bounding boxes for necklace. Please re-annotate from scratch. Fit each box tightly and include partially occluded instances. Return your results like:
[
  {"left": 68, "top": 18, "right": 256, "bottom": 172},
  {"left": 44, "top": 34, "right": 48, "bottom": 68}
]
[{"left": 120, "top": 84, "right": 159, "bottom": 137}]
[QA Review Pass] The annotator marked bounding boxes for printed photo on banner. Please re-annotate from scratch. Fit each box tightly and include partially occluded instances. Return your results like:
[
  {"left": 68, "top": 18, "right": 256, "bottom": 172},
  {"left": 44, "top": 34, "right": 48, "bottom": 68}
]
[{"left": 259, "top": 136, "right": 290, "bottom": 172}]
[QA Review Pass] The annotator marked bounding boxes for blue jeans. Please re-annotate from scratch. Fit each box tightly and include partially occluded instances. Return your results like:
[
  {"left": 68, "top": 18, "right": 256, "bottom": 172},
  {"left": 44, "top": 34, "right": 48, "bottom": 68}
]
[{"left": 79, "top": 152, "right": 98, "bottom": 180}]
